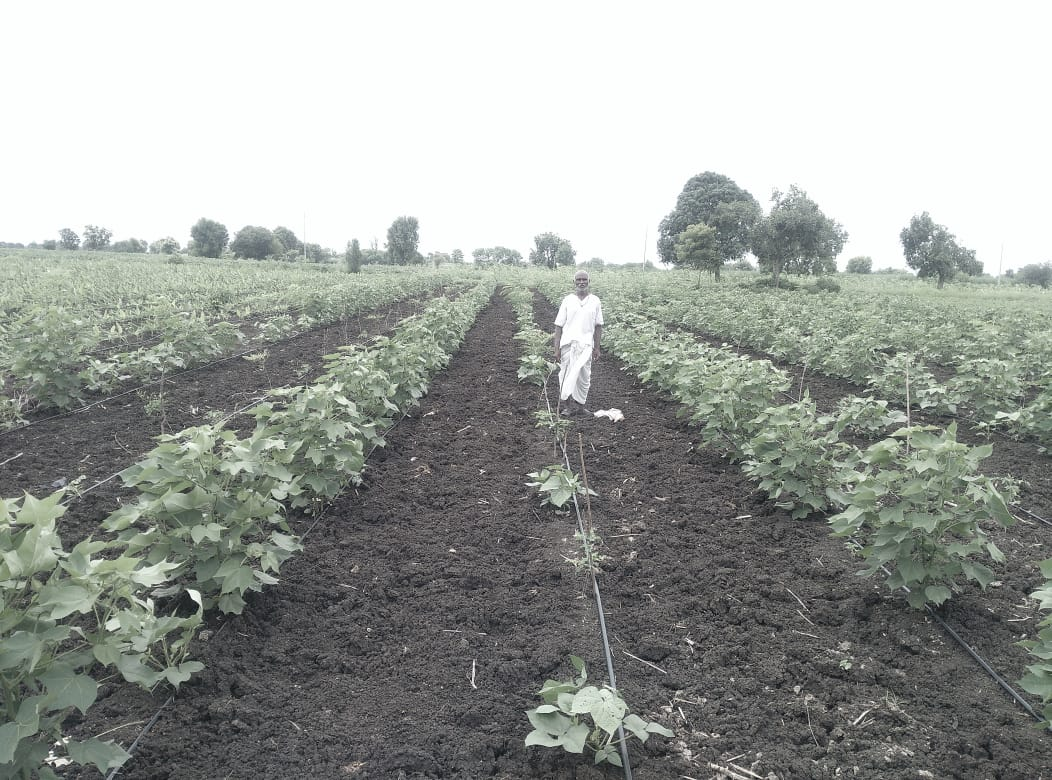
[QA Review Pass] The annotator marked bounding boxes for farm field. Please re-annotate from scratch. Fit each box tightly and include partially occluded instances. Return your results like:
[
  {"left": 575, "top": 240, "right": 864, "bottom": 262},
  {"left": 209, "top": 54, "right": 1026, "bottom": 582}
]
[{"left": 3, "top": 265, "right": 1052, "bottom": 779}]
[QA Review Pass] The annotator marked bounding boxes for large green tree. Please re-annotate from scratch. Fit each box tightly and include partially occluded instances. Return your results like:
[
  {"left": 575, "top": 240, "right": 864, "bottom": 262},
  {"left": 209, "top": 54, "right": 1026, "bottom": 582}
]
[
  {"left": 1017, "top": 261, "right": 1052, "bottom": 289},
  {"left": 674, "top": 223, "right": 720, "bottom": 282},
  {"left": 82, "top": 225, "right": 112, "bottom": 250},
  {"left": 529, "top": 232, "right": 575, "bottom": 269},
  {"left": 58, "top": 228, "right": 79, "bottom": 249},
  {"left": 900, "top": 212, "right": 980, "bottom": 288},
  {"left": 657, "top": 172, "right": 761, "bottom": 267},
  {"left": 386, "top": 216, "right": 420, "bottom": 265},
  {"left": 189, "top": 218, "right": 229, "bottom": 258},
  {"left": 273, "top": 226, "right": 301, "bottom": 254},
  {"left": 451, "top": 249, "right": 464, "bottom": 264},
  {"left": 751, "top": 186, "right": 847, "bottom": 288},
  {"left": 230, "top": 226, "right": 280, "bottom": 260}
]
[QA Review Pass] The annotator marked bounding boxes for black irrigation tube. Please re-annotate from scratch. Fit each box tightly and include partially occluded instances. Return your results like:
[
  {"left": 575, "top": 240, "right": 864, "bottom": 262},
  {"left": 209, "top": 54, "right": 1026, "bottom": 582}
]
[
  {"left": 1011, "top": 502, "right": 1052, "bottom": 529},
  {"left": 877, "top": 569, "right": 1047, "bottom": 725},
  {"left": 547, "top": 382, "right": 634, "bottom": 778},
  {"left": 924, "top": 606, "right": 1044, "bottom": 724}
]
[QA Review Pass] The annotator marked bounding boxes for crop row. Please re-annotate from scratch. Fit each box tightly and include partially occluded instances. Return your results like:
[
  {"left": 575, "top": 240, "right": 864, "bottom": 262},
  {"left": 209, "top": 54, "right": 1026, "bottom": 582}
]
[
  {"left": 530, "top": 275, "right": 1052, "bottom": 727},
  {"left": 0, "top": 283, "right": 493, "bottom": 778},
  {"left": 0, "top": 270, "right": 460, "bottom": 428},
  {"left": 602, "top": 273, "right": 1052, "bottom": 449}
]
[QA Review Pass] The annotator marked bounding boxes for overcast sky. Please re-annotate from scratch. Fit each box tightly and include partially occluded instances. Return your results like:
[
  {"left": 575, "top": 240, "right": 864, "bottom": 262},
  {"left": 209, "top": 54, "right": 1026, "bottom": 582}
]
[{"left": 2, "top": 2, "right": 1047, "bottom": 272}]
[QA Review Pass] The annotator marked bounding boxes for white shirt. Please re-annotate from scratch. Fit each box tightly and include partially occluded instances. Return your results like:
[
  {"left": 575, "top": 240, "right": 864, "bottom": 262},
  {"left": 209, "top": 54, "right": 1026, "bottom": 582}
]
[{"left": 554, "top": 293, "right": 604, "bottom": 348}]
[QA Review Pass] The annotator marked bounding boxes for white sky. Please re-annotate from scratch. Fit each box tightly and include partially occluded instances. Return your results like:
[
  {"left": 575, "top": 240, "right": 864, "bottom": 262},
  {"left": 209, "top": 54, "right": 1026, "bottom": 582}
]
[{"left": 2, "top": 1, "right": 1048, "bottom": 271}]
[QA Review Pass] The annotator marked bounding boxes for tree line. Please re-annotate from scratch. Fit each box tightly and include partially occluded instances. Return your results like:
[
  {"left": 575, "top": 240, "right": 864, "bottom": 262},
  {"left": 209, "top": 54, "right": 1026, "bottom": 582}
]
[
  {"left": 8, "top": 217, "right": 586, "bottom": 276},
  {"left": 656, "top": 172, "right": 1012, "bottom": 289}
]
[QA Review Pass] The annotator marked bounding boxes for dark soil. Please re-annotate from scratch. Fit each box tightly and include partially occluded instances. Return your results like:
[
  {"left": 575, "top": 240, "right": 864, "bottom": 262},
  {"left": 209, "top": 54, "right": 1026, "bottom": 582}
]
[
  {"left": 21, "top": 291, "right": 1052, "bottom": 778},
  {"left": 0, "top": 295, "right": 431, "bottom": 545}
]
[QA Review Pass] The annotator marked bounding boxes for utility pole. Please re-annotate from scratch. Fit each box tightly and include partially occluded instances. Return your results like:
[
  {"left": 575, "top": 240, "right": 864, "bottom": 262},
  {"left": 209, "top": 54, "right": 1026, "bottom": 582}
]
[{"left": 642, "top": 227, "right": 648, "bottom": 271}]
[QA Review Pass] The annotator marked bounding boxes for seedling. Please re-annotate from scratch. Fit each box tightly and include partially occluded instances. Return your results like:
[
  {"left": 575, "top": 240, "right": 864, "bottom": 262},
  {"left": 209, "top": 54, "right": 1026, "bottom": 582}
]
[
  {"left": 526, "top": 466, "right": 597, "bottom": 508},
  {"left": 563, "top": 529, "right": 610, "bottom": 574},
  {"left": 525, "top": 655, "right": 673, "bottom": 767}
]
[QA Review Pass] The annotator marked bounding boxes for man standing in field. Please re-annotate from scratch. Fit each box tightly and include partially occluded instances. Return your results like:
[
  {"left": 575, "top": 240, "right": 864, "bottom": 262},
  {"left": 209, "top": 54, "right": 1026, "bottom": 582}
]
[{"left": 553, "top": 269, "right": 603, "bottom": 416}]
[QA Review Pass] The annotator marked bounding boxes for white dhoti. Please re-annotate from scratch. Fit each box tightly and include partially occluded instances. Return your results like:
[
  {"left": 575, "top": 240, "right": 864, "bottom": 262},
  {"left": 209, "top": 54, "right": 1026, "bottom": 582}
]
[{"left": 558, "top": 342, "right": 593, "bottom": 403}]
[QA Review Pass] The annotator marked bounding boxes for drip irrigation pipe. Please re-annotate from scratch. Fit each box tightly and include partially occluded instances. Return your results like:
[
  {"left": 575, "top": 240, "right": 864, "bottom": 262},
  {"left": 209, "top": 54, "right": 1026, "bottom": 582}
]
[
  {"left": 562, "top": 440, "right": 634, "bottom": 779},
  {"left": 923, "top": 605, "right": 1043, "bottom": 723},
  {"left": 548, "top": 370, "right": 633, "bottom": 778},
  {"left": 104, "top": 696, "right": 172, "bottom": 780},
  {"left": 881, "top": 567, "right": 1045, "bottom": 724},
  {"left": 1011, "top": 503, "right": 1052, "bottom": 529}
]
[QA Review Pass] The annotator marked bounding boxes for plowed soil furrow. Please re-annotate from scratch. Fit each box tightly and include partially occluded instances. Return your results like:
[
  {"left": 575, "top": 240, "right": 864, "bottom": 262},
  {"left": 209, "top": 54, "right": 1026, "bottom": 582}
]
[
  {"left": 0, "top": 295, "right": 431, "bottom": 546},
  {"left": 66, "top": 292, "right": 1050, "bottom": 779}
]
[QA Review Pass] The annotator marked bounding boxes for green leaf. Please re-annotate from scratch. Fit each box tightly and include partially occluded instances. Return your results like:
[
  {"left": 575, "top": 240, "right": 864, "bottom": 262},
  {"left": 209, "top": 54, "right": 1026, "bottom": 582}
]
[
  {"left": 1039, "top": 558, "right": 1052, "bottom": 580},
  {"left": 66, "top": 737, "right": 132, "bottom": 771},
  {"left": 40, "top": 667, "right": 97, "bottom": 713},
  {"left": 924, "top": 585, "right": 952, "bottom": 605},
  {"left": 561, "top": 723, "right": 590, "bottom": 753},
  {"left": 525, "top": 728, "right": 564, "bottom": 748}
]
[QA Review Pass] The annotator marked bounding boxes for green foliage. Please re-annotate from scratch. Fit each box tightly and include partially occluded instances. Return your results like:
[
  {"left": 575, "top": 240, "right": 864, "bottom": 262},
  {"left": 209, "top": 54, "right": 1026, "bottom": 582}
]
[
  {"left": 810, "top": 276, "right": 841, "bottom": 293},
  {"left": 1018, "top": 559, "right": 1052, "bottom": 727},
  {"left": 248, "top": 382, "right": 384, "bottom": 512},
  {"left": 230, "top": 226, "right": 281, "bottom": 260},
  {"left": 751, "top": 185, "right": 848, "bottom": 287},
  {"left": 57, "top": 228, "right": 79, "bottom": 250},
  {"left": 9, "top": 309, "right": 98, "bottom": 410},
  {"left": 189, "top": 217, "right": 229, "bottom": 258},
  {"left": 657, "top": 171, "right": 761, "bottom": 266},
  {"left": 525, "top": 656, "right": 673, "bottom": 766},
  {"left": 829, "top": 395, "right": 907, "bottom": 436},
  {"left": 111, "top": 238, "right": 148, "bottom": 254},
  {"left": 1, "top": 491, "right": 202, "bottom": 778},
  {"left": 272, "top": 226, "right": 300, "bottom": 254},
  {"left": 869, "top": 353, "right": 955, "bottom": 414},
  {"left": 673, "top": 223, "right": 720, "bottom": 280},
  {"left": 900, "top": 212, "right": 978, "bottom": 288},
  {"left": 529, "top": 233, "right": 576, "bottom": 269},
  {"left": 1016, "top": 262, "right": 1052, "bottom": 289},
  {"left": 386, "top": 216, "right": 420, "bottom": 265},
  {"left": 742, "top": 397, "right": 859, "bottom": 519},
  {"left": 526, "top": 466, "right": 596, "bottom": 508},
  {"left": 103, "top": 425, "right": 304, "bottom": 614},
  {"left": 513, "top": 325, "right": 556, "bottom": 386},
  {"left": 828, "top": 424, "right": 1017, "bottom": 608},
  {"left": 345, "top": 238, "right": 363, "bottom": 273},
  {"left": 846, "top": 256, "right": 873, "bottom": 274},
  {"left": 81, "top": 225, "right": 112, "bottom": 251},
  {"left": 472, "top": 246, "right": 524, "bottom": 266},
  {"left": 149, "top": 236, "right": 181, "bottom": 254}
]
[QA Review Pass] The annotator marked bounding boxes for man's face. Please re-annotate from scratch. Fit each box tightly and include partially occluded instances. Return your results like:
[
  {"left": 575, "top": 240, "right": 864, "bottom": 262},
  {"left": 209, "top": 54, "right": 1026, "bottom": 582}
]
[{"left": 574, "top": 274, "right": 589, "bottom": 296}]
